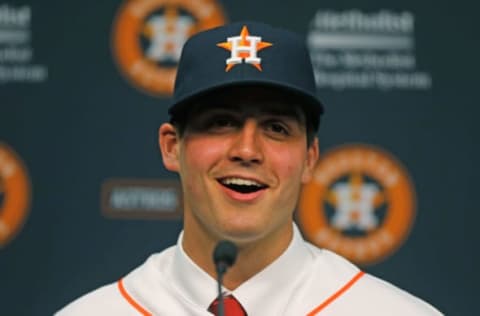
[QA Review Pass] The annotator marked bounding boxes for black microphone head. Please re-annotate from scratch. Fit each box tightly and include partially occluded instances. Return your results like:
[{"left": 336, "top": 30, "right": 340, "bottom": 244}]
[{"left": 213, "top": 240, "right": 238, "bottom": 267}]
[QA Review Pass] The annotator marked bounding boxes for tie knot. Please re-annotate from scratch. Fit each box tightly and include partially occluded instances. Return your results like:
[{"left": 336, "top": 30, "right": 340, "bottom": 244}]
[{"left": 208, "top": 295, "right": 247, "bottom": 316}]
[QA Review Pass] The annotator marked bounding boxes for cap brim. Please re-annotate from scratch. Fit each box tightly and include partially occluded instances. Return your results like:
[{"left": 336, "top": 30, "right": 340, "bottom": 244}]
[{"left": 168, "top": 78, "right": 324, "bottom": 119}]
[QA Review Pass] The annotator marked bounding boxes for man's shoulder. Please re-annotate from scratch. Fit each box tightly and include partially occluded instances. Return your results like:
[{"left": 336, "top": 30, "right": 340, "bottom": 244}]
[
  {"left": 305, "top": 243, "right": 361, "bottom": 279},
  {"left": 354, "top": 273, "right": 443, "bottom": 315},
  {"left": 54, "top": 282, "right": 127, "bottom": 316},
  {"left": 301, "top": 245, "right": 442, "bottom": 315},
  {"left": 55, "top": 246, "right": 177, "bottom": 315}
]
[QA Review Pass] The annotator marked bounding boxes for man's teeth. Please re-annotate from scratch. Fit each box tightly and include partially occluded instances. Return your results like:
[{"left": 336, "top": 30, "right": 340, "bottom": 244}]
[{"left": 221, "top": 178, "right": 263, "bottom": 187}]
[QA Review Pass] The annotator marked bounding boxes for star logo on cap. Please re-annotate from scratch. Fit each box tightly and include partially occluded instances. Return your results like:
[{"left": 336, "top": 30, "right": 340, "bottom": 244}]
[{"left": 217, "top": 25, "right": 273, "bottom": 72}]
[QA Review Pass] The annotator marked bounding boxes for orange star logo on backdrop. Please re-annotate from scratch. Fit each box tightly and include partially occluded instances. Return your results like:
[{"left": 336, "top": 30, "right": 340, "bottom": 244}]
[{"left": 217, "top": 25, "right": 273, "bottom": 72}]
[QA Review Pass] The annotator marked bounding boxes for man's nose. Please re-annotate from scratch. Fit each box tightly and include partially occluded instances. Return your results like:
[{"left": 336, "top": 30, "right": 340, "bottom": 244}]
[{"left": 227, "top": 119, "right": 264, "bottom": 164}]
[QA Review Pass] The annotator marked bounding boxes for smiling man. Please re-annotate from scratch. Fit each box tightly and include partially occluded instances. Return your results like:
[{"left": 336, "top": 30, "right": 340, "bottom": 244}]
[{"left": 56, "top": 22, "right": 442, "bottom": 316}]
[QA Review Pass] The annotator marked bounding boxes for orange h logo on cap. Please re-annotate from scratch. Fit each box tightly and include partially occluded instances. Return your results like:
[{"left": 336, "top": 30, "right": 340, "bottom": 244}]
[{"left": 217, "top": 25, "right": 272, "bottom": 72}]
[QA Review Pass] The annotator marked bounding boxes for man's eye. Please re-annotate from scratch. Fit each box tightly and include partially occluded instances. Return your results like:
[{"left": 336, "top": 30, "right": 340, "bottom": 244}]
[
  {"left": 266, "top": 121, "right": 289, "bottom": 135},
  {"left": 211, "top": 118, "right": 234, "bottom": 127},
  {"left": 204, "top": 116, "right": 238, "bottom": 131}
]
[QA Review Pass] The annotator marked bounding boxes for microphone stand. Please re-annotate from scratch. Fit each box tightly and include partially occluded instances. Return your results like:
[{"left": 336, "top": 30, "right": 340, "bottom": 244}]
[
  {"left": 216, "top": 261, "right": 227, "bottom": 316},
  {"left": 213, "top": 240, "right": 238, "bottom": 316}
]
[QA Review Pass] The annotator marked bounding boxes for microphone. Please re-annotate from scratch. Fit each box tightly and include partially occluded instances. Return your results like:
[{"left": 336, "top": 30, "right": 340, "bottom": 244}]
[{"left": 213, "top": 240, "right": 238, "bottom": 316}]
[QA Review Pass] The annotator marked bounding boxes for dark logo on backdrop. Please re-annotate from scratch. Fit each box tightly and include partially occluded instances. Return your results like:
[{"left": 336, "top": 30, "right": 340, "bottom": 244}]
[
  {"left": 298, "top": 144, "right": 416, "bottom": 265},
  {"left": 112, "top": 0, "right": 226, "bottom": 96},
  {"left": 0, "top": 143, "right": 31, "bottom": 248},
  {"left": 101, "top": 178, "right": 183, "bottom": 219}
]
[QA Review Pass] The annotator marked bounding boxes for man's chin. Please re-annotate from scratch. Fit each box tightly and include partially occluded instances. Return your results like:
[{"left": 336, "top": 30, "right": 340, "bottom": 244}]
[{"left": 216, "top": 225, "right": 267, "bottom": 245}]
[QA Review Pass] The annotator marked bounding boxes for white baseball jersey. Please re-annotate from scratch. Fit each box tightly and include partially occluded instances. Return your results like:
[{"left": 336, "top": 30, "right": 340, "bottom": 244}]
[{"left": 56, "top": 225, "right": 443, "bottom": 315}]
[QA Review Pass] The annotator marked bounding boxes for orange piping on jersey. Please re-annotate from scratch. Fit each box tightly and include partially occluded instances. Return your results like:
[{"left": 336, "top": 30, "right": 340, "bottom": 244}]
[
  {"left": 306, "top": 271, "right": 365, "bottom": 316},
  {"left": 117, "top": 278, "right": 152, "bottom": 316}
]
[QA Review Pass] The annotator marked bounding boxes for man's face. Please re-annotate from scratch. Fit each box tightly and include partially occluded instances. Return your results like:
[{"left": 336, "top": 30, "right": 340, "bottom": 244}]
[{"left": 160, "top": 93, "right": 319, "bottom": 245}]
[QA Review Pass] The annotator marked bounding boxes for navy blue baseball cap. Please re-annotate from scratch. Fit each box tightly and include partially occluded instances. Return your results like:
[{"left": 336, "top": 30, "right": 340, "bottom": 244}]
[{"left": 168, "top": 21, "right": 324, "bottom": 129}]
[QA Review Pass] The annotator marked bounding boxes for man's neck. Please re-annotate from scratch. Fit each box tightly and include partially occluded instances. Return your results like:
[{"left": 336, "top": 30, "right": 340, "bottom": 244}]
[{"left": 182, "top": 221, "right": 294, "bottom": 290}]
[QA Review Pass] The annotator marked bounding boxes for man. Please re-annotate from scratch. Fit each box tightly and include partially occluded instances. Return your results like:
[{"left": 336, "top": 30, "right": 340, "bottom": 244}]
[{"left": 56, "top": 22, "right": 442, "bottom": 315}]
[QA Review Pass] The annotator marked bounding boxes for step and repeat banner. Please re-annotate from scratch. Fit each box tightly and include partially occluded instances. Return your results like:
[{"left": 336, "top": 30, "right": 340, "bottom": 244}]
[{"left": 1, "top": 0, "right": 478, "bottom": 315}]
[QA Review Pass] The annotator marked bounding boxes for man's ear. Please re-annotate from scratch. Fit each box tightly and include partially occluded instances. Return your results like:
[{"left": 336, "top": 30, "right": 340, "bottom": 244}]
[
  {"left": 158, "top": 123, "right": 180, "bottom": 172},
  {"left": 301, "top": 137, "right": 319, "bottom": 183}
]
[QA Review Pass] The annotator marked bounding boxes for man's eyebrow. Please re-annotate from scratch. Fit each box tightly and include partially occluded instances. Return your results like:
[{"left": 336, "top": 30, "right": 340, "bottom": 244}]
[
  {"left": 189, "top": 100, "right": 305, "bottom": 120},
  {"left": 257, "top": 108, "right": 299, "bottom": 116},
  {"left": 193, "top": 108, "right": 241, "bottom": 118}
]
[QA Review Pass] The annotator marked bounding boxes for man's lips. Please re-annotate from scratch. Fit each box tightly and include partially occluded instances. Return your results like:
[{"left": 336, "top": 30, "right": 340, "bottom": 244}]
[
  {"left": 217, "top": 176, "right": 268, "bottom": 193},
  {"left": 216, "top": 176, "right": 269, "bottom": 201}
]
